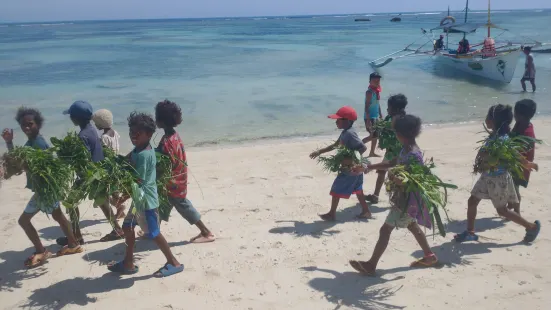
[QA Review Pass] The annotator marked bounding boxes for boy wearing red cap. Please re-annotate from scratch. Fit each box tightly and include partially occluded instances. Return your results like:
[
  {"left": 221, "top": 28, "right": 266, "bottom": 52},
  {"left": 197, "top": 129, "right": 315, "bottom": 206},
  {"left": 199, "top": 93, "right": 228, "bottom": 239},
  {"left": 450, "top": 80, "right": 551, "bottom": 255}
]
[{"left": 310, "top": 106, "right": 371, "bottom": 221}]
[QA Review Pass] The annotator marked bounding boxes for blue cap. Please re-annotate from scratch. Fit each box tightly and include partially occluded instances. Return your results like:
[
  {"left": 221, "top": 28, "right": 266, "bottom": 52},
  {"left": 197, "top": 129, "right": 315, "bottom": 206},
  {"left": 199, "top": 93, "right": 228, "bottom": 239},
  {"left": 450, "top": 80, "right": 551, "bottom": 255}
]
[{"left": 63, "top": 100, "right": 93, "bottom": 120}]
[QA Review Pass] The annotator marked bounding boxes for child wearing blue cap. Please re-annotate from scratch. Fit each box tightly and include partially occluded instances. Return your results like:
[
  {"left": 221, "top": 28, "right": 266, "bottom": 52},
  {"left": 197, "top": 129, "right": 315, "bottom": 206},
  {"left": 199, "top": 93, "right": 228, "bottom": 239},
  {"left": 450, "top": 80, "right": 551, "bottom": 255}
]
[{"left": 56, "top": 100, "right": 125, "bottom": 246}]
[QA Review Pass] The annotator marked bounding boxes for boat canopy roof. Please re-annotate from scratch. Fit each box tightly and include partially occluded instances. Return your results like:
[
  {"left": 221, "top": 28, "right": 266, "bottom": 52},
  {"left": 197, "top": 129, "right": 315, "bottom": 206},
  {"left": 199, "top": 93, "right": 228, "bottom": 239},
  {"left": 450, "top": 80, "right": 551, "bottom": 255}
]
[{"left": 430, "top": 22, "right": 505, "bottom": 34}]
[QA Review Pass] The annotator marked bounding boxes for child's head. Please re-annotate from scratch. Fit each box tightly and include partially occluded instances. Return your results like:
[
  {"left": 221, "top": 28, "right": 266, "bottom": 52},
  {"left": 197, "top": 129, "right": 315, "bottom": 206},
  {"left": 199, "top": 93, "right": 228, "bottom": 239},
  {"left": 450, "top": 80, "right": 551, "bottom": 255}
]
[
  {"left": 127, "top": 112, "right": 156, "bottom": 147},
  {"left": 155, "top": 99, "right": 183, "bottom": 129},
  {"left": 514, "top": 99, "right": 537, "bottom": 123},
  {"left": 387, "top": 94, "right": 408, "bottom": 116},
  {"left": 92, "top": 109, "right": 114, "bottom": 130},
  {"left": 393, "top": 114, "right": 422, "bottom": 145},
  {"left": 485, "top": 104, "right": 513, "bottom": 135},
  {"left": 16, "top": 107, "right": 44, "bottom": 139},
  {"left": 523, "top": 46, "right": 531, "bottom": 55},
  {"left": 63, "top": 100, "right": 93, "bottom": 127},
  {"left": 328, "top": 106, "right": 357, "bottom": 129},
  {"left": 369, "top": 72, "right": 381, "bottom": 87}
]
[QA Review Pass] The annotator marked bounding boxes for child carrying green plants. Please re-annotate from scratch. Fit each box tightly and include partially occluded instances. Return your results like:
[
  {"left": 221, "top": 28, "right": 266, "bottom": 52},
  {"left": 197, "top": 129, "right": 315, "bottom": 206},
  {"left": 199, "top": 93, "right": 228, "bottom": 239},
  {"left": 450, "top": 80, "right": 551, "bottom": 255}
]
[
  {"left": 363, "top": 94, "right": 408, "bottom": 205},
  {"left": 2, "top": 107, "right": 82, "bottom": 268},
  {"left": 56, "top": 101, "right": 124, "bottom": 245},
  {"left": 508, "top": 99, "right": 537, "bottom": 216},
  {"left": 454, "top": 104, "right": 541, "bottom": 243},
  {"left": 350, "top": 115, "right": 439, "bottom": 276},
  {"left": 108, "top": 112, "right": 183, "bottom": 277},
  {"left": 310, "top": 106, "right": 371, "bottom": 221},
  {"left": 151, "top": 100, "right": 215, "bottom": 243}
]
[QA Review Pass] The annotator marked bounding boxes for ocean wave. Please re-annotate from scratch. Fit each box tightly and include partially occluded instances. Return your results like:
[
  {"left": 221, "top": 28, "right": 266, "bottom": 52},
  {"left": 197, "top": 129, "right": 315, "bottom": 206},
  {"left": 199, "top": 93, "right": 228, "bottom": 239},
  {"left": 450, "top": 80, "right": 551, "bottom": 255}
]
[
  {"left": 401, "top": 12, "right": 443, "bottom": 16},
  {"left": 470, "top": 11, "right": 511, "bottom": 14},
  {"left": 17, "top": 23, "right": 74, "bottom": 27}
]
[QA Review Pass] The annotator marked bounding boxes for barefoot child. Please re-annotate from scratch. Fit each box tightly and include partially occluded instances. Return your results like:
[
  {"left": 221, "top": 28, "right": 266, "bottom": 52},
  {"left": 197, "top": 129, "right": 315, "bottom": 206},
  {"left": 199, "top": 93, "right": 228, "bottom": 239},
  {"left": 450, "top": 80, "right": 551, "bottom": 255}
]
[
  {"left": 364, "top": 72, "right": 383, "bottom": 157},
  {"left": 364, "top": 94, "right": 408, "bottom": 204},
  {"left": 508, "top": 99, "right": 537, "bottom": 216},
  {"left": 350, "top": 114, "right": 438, "bottom": 276},
  {"left": 108, "top": 112, "right": 183, "bottom": 277},
  {"left": 154, "top": 100, "right": 215, "bottom": 243},
  {"left": 2, "top": 107, "right": 83, "bottom": 267},
  {"left": 310, "top": 106, "right": 371, "bottom": 221},
  {"left": 454, "top": 104, "right": 540, "bottom": 243},
  {"left": 92, "top": 109, "right": 125, "bottom": 220},
  {"left": 57, "top": 101, "right": 124, "bottom": 245}
]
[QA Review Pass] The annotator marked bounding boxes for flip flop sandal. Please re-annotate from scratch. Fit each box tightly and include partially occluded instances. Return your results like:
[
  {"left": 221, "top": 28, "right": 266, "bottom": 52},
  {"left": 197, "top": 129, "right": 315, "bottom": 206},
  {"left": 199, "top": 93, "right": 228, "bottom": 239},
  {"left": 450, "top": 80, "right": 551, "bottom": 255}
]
[
  {"left": 454, "top": 230, "right": 479, "bottom": 243},
  {"left": 524, "top": 220, "right": 541, "bottom": 243},
  {"left": 56, "top": 245, "right": 84, "bottom": 256},
  {"left": 356, "top": 213, "right": 373, "bottom": 220},
  {"left": 349, "top": 260, "right": 376, "bottom": 276},
  {"left": 24, "top": 251, "right": 53, "bottom": 268},
  {"left": 190, "top": 234, "right": 216, "bottom": 244},
  {"left": 319, "top": 214, "right": 336, "bottom": 222},
  {"left": 108, "top": 261, "right": 139, "bottom": 275},
  {"left": 56, "top": 237, "right": 85, "bottom": 246},
  {"left": 100, "top": 230, "right": 125, "bottom": 242},
  {"left": 365, "top": 195, "right": 379, "bottom": 204},
  {"left": 154, "top": 264, "right": 184, "bottom": 278},
  {"left": 410, "top": 254, "right": 438, "bottom": 268}
]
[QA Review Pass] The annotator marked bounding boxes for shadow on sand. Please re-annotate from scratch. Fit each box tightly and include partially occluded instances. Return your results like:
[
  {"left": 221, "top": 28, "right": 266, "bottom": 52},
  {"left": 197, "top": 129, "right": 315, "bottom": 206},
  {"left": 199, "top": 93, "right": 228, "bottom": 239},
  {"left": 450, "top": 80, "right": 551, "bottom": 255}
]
[
  {"left": 301, "top": 266, "right": 405, "bottom": 310},
  {"left": 38, "top": 219, "right": 104, "bottom": 240},
  {"left": 0, "top": 248, "right": 49, "bottom": 292},
  {"left": 269, "top": 206, "right": 375, "bottom": 238},
  {"left": 82, "top": 239, "right": 189, "bottom": 265},
  {"left": 445, "top": 216, "right": 506, "bottom": 235}
]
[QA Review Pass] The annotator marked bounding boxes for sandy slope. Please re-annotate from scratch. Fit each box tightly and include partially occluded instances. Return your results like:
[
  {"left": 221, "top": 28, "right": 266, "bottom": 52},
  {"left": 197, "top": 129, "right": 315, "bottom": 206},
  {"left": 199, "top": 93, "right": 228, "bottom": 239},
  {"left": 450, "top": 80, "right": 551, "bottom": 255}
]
[{"left": 1, "top": 119, "right": 550, "bottom": 310}]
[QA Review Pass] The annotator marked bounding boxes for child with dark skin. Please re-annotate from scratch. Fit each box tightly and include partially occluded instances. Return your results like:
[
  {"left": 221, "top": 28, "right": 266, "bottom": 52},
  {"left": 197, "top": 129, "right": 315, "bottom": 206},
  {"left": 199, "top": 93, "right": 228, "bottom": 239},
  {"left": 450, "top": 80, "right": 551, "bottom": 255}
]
[
  {"left": 508, "top": 99, "right": 537, "bottom": 215},
  {"left": 152, "top": 100, "right": 215, "bottom": 243},
  {"left": 310, "top": 106, "right": 371, "bottom": 221},
  {"left": 2, "top": 107, "right": 82, "bottom": 267},
  {"left": 454, "top": 104, "right": 540, "bottom": 243},
  {"left": 363, "top": 94, "right": 408, "bottom": 205},
  {"left": 108, "top": 112, "right": 183, "bottom": 277},
  {"left": 364, "top": 72, "right": 383, "bottom": 157},
  {"left": 350, "top": 115, "right": 437, "bottom": 276}
]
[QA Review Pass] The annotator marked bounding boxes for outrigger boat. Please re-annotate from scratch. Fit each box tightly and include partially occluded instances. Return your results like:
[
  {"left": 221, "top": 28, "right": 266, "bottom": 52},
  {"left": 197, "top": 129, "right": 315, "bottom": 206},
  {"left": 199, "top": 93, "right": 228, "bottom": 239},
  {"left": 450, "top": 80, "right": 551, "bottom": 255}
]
[{"left": 370, "top": 0, "right": 548, "bottom": 83}]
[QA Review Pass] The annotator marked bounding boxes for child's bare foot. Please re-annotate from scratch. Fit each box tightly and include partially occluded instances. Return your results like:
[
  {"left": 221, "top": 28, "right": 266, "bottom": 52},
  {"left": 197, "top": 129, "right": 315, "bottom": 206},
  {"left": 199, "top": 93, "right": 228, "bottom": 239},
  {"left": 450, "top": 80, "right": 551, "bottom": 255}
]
[
  {"left": 410, "top": 253, "right": 438, "bottom": 268},
  {"left": 319, "top": 213, "right": 336, "bottom": 221},
  {"left": 356, "top": 212, "right": 372, "bottom": 219},
  {"left": 349, "top": 260, "right": 376, "bottom": 276}
]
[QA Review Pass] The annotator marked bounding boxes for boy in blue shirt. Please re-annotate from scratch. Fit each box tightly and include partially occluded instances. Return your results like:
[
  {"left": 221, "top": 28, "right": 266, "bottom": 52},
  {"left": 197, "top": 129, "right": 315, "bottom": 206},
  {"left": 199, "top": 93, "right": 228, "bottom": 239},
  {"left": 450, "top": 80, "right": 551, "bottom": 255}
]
[
  {"left": 108, "top": 112, "right": 183, "bottom": 277},
  {"left": 2, "top": 107, "right": 82, "bottom": 267},
  {"left": 56, "top": 100, "right": 124, "bottom": 246},
  {"left": 310, "top": 106, "right": 371, "bottom": 221},
  {"left": 364, "top": 72, "right": 383, "bottom": 157}
]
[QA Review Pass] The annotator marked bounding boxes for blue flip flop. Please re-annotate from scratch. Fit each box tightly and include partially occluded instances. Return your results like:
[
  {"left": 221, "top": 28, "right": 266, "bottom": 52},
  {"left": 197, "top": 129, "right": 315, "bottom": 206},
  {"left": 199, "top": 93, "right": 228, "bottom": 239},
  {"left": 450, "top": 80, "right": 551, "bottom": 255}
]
[
  {"left": 524, "top": 220, "right": 541, "bottom": 243},
  {"left": 454, "top": 230, "right": 479, "bottom": 243},
  {"left": 154, "top": 264, "right": 184, "bottom": 278},
  {"left": 107, "top": 261, "right": 139, "bottom": 275}
]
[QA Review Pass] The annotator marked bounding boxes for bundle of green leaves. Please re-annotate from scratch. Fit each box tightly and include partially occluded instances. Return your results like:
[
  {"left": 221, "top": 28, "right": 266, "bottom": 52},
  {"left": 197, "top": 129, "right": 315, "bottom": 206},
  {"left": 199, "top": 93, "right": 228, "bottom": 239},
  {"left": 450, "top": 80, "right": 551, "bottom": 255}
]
[
  {"left": 317, "top": 145, "right": 368, "bottom": 173},
  {"left": 156, "top": 152, "right": 173, "bottom": 220},
  {"left": 1, "top": 151, "right": 25, "bottom": 180},
  {"left": 50, "top": 132, "right": 92, "bottom": 176},
  {"left": 3, "top": 146, "right": 72, "bottom": 213},
  {"left": 386, "top": 158, "right": 457, "bottom": 237},
  {"left": 373, "top": 119, "right": 401, "bottom": 158},
  {"left": 473, "top": 128, "right": 542, "bottom": 180}
]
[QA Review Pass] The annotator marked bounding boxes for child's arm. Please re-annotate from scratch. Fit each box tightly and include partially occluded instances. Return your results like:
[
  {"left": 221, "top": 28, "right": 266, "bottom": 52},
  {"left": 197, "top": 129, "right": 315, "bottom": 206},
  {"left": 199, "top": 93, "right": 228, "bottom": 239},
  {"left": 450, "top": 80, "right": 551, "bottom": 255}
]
[
  {"left": 310, "top": 140, "right": 339, "bottom": 159},
  {"left": 2, "top": 129, "right": 14, "bottom": 151},
  {"left": 362, "top": 136, "right": 375, "bottom": 144},
  {"left": 520, "top": 157, "right": 538, "bottom": 172},
  {"left": 366, "top": 158, "right": 398, "bottom": 173},
  {"left": 364, "top": 91, "right": 373, "bottom": 130},
  {"left": 379, "top": 105, "right": 383, "bottom": 119}
]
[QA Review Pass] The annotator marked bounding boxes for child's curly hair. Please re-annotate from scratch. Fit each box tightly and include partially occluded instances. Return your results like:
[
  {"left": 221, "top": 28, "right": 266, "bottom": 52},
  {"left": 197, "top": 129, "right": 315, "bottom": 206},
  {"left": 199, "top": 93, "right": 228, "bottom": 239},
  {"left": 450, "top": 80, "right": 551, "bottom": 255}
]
[
  {"left": 487, "top": 104, "right": 513, "bottom": 136},
  {"left": 127, "top": 112, "right": 156, "bottom": 134},
  {"left": 514, "top": 99, "right": 537, "bottom": 120},
  {"left": 16, "top": 107, "right": 44, "bottom": 128},
  {"left": 387, "top": 94, "right": 408, "bottom": 116},
  {"left": 393, "top": 114, "right": 422, "bottom": 140},
  {"left": 155, "top": 99, "right": 183, "bottom": 128}
]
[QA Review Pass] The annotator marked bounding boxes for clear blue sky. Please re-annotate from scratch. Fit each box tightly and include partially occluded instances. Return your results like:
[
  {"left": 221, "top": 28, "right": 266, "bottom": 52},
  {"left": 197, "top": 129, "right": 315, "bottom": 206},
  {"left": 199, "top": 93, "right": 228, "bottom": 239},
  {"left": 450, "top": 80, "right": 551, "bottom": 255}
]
[{"left": 1, "top": 0, "right": 549, "bottom": 22}]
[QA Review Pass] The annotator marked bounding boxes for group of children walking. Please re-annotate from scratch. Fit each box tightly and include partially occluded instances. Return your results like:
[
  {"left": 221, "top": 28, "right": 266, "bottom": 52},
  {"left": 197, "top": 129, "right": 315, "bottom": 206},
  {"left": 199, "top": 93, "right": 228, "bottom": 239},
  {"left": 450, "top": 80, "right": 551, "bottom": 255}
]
[
  {"left": 310, "top": 73, "right": 541, "bottom": 276},
  {"left": 2, "top": 100, "right": 215, "bottom": 276}
]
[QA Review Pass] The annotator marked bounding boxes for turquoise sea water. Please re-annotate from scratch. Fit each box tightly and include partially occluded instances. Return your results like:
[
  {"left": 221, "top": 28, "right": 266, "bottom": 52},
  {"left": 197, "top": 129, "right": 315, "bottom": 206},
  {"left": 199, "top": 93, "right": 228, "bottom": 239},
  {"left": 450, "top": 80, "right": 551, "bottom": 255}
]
[{"left": 1, "top": 10, "right": 550, "bottom": 150}]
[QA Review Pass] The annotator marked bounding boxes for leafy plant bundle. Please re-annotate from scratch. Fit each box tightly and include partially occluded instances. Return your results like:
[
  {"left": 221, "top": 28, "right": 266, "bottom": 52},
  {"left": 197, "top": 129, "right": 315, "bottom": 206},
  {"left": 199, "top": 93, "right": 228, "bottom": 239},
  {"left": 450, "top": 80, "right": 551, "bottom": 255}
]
[
  {"left": 317, "top": 145, "right": 369, "bottom": 173},
  {"left": 156, "top": 152, "right": 173, "bottom": 220},
  {"left": 386, "top": 158, "right": 457, "bottom": 237},
  {"left": 2, "top": 146, "right": 72, "bottom": 213},
  {"left": 50, "top": 132, "right": 92, "bottom": 177},
  {"left": 473, "top": 126, "right": 542, "bottom": 180},
  {"left": 373, "top": 119, "right": 401, "bottom": 158},
  {"left": 1, "top": 151, "right": 25, "bottom": 181}
]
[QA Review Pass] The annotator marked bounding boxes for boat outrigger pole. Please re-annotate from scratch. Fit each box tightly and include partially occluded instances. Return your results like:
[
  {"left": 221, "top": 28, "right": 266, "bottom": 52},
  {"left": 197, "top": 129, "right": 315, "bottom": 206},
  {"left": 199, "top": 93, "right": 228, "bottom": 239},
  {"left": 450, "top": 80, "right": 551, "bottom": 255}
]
[{"left": 487, "top": 0, "right": 491, "bottom": 37}]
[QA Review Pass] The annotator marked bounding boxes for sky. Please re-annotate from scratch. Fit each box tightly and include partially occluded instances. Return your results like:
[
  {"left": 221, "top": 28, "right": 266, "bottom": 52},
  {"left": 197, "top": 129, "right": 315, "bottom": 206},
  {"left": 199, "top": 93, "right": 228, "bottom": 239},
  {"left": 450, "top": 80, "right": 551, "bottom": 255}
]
[{"left": 1, "top": 0, "right": 550, "bottom": 22}]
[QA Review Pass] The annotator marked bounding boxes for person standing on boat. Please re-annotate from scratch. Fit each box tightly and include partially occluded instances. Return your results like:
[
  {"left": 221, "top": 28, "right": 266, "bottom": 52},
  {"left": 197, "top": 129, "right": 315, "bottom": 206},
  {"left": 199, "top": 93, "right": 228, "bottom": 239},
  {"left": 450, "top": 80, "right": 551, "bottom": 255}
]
[
  {"left": 457, "top": 38, "right": 470, "bottom": 54},
  {"left": 521, "top": 46, "right": 536, "bottom": 92},
  {"left": 434, "top": 35, "right": 445, "bottom": 51}
]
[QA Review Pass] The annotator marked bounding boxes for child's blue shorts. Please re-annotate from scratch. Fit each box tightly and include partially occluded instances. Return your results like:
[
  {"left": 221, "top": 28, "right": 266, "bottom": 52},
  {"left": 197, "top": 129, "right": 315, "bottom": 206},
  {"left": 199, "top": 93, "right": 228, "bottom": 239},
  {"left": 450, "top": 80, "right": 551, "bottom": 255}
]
[
  {"left": 122, "top": 207, "right": 160, "bottom": 239},
  {"left": 330, "top": 173, "right": 364, "bottom": 199}
]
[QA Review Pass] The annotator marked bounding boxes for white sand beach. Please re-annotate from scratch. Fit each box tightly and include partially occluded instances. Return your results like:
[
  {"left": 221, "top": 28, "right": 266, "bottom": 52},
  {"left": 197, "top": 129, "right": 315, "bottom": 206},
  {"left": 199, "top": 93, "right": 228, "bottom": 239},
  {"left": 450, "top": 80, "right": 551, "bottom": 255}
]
[{"left": 1, "top": 119, "right": 550, "bottom": 310}]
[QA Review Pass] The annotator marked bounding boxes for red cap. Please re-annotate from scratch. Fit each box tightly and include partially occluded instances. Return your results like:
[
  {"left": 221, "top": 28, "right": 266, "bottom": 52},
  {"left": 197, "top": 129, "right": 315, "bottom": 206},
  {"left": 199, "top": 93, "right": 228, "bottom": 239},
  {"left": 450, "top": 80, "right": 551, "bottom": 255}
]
[{"left": 328, "top": 106, "right": 357, "bottom": 121}]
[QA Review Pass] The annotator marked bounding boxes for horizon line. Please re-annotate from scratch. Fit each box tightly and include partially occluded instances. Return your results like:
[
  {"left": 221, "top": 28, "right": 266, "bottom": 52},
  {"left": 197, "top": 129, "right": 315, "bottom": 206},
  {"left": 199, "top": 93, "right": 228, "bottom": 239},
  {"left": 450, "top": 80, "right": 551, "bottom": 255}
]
[{"left": 1, "top": 7, "right": 549, "bottom": 24}]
